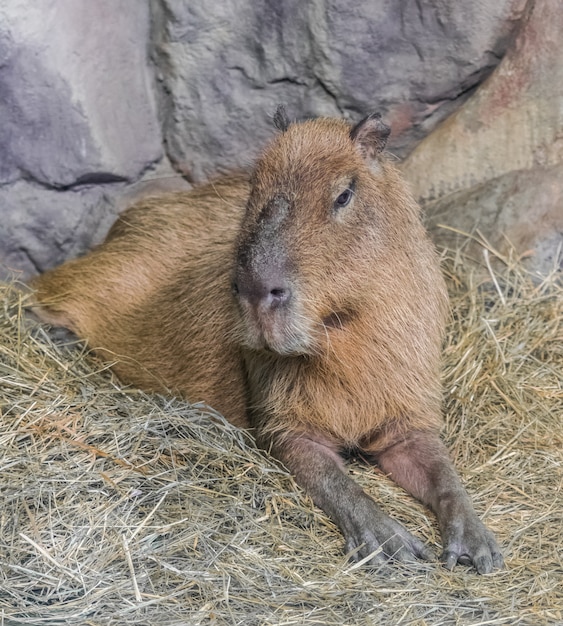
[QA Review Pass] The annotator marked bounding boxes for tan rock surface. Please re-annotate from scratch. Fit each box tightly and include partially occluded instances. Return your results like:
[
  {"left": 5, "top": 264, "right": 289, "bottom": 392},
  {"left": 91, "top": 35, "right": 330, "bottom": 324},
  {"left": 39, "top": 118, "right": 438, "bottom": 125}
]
[{"left": 402, "top": 0, "right": 563, "bottom": 273}]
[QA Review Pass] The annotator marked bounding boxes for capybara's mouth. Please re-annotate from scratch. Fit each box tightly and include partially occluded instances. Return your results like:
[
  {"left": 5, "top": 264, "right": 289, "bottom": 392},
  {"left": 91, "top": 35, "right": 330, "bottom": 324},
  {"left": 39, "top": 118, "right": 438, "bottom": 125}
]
[
  {"left": 240, "top": 310, "right": 316, "bottom": 357},
  {"left": 248, "top": 327, "right": 310, "bottom": 356}
]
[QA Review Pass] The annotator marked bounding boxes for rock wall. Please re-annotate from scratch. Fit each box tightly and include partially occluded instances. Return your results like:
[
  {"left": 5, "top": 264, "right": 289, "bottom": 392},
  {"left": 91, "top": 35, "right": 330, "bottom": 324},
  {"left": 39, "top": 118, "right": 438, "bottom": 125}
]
[
  {"left": 0, "top": 0, "right": 165, "bottom": 278},
  {"left": 402, "top": 0, "right": 563, "bottom": 274},
  {"left": 2, "top": 0, "right": 549, "bottom": 280},
  {"left": 152, "top": 0, "right": 523, "bottom": 182}
]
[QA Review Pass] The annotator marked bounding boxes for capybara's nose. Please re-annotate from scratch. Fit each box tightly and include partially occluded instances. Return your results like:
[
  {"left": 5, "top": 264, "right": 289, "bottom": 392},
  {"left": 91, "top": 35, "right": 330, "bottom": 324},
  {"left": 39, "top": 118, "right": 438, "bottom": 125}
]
[
  {"left": 264, "top": 285, "right": 291, "bottom": 309},
  {"left": 234, "top": 276, "right": 291, "bottom": 310}
]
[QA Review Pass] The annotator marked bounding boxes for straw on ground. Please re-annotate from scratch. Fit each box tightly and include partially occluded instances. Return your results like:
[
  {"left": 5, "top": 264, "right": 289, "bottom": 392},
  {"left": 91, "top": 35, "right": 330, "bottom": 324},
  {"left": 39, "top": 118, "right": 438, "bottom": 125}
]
[{"left": 0, "top": 249, "right": 561, "bottom": 625}]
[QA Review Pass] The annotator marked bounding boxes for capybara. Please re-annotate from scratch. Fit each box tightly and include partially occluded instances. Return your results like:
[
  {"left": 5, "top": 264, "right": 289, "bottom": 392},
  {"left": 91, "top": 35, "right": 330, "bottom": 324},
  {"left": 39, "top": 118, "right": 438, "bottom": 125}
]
[{"left": 30, "top": 108, "right": 502, "bottom": 573}]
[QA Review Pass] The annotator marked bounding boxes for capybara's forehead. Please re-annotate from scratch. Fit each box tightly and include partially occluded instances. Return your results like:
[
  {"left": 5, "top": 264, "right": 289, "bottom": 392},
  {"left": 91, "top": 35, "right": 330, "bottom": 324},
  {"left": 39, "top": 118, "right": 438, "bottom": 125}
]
[
  {"left": 253, "top": 117, "right": 360, "bottom": 189},
  {"left": 269, "top": 117, "right": 353, "bottom": 158}
]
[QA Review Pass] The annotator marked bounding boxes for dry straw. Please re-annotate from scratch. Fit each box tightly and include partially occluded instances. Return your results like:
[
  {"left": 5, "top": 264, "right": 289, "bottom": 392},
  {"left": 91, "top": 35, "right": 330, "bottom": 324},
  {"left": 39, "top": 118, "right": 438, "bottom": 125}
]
[{"left": 0, "top": 245, "right": 561, "bottom": 625}]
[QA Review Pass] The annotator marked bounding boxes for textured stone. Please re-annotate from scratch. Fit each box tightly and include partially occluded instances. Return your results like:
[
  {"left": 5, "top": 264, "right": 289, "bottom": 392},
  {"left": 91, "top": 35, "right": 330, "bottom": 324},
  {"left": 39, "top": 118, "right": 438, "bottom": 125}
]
[
  {"left": 0, "top": 0, "right": 165, "bottom": 278},
  {"left": 0, "top": 183, "right": 120, "bottom": 281},
  {"left": 1, "top": 0, "right": 545, "bottom": 276},
  {"left": 402, "top": 0, "right": 563, "bottom": 273},
  {"left": 153, "top": 0, "right": 524, "bottom": 182},
  {"left": 424, "top": 165, "right": 563, "bottom": 274},
  {"left": 0, "top": 0, "right": 162, "bottom": 187}
]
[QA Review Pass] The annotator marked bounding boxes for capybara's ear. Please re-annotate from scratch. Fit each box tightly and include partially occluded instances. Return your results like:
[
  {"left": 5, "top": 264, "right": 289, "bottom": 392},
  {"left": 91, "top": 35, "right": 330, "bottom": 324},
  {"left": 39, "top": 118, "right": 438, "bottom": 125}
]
[
  {"left": 273, "top": 104, "right": 290, "bottom": 132},
  {"left": 350, "top": 112, "right": 390, "bottom": 160}
]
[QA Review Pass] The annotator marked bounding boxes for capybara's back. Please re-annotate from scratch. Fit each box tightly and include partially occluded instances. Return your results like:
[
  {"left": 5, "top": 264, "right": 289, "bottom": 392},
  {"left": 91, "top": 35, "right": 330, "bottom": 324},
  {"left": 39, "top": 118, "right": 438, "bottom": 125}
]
[
  {"left": 31, "top": 176, "right": 251, "bottom": 427},
  {"left": 31, "top": 110, "right": 502, "bottom": 573}
]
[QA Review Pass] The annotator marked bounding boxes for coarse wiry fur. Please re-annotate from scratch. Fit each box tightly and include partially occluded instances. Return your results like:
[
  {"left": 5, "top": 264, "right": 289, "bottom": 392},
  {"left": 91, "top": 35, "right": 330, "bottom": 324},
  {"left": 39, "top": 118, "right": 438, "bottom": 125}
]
[
  {"left": 233, "top": 118, "right": 447, "bottom": 450},
  {"left": 30, "top": 113, "right": 502, "bottom": 573},
  {"left": 32, "top": 177, "right": 251, "bottom": 428}
]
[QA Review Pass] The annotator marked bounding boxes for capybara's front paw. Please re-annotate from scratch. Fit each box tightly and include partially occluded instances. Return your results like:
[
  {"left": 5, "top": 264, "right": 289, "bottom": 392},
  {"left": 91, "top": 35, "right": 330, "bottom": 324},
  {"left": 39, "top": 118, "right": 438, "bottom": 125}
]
[
  {"left": 440, "top": 512, "right": 503, "bottom": 574},
  {"left": 341, "top": 494, "right": 436, "bottom": 565}
]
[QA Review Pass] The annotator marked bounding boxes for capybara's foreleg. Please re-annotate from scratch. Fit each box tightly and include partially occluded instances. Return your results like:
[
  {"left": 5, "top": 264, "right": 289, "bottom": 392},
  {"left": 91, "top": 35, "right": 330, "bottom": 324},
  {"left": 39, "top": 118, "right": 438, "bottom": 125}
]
[
  {"left": 271, "top": 435, "right": 436, "bottom": 564},
  {"left": 375, "top": 430, "right": 504, "bottom": 573}
]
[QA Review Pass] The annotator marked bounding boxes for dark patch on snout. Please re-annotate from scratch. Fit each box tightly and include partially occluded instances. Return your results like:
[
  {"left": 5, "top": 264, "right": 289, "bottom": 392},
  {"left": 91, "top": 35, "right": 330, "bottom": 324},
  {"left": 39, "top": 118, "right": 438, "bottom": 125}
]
[
  {"left": 233, "top": 194, "right": 294, "bottom": 312},
  {"left": 258, "top": 194, "right": 291, "bottom": 228}
]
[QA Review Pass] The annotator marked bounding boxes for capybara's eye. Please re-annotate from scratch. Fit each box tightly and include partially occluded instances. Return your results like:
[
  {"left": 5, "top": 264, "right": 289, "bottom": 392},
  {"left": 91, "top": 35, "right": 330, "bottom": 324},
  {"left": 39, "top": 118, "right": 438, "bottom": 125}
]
[
  {"left": 334, "top": 180, "right": 356, "bottom": 211},
  {"left": 335, "top": 188, "right": 353, "bottom": 208}
]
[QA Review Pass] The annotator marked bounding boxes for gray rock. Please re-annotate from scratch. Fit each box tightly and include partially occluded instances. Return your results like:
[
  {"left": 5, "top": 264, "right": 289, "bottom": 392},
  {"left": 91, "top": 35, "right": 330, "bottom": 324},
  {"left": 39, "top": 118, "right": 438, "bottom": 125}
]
[
  {"left": 0, "top": 0, "right": 533, "bottom": 275},
  {"left": 0, "top": 0, "right": 165, "bottom": 277},
  {"left": 152, "top": 0, "right": 524, "bottom": 182},
  {"left": 0, "top": 182, "right": 120, "bottom": 281},
  {"left": 0, "top": 0, "right": 162, "bottom": 187}
]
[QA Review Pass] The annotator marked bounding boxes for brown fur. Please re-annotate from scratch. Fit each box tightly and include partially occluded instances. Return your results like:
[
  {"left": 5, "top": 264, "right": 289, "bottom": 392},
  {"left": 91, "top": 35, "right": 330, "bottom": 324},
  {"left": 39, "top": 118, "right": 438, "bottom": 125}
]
[
  {"left": 32, "top": 176, "right": 251, "bottom": 427},
  {"left": 233, "top": 118, "right": 448, "bottom": 451},
  {"left": 30, "top": 114, "right": 502, "bottom": 572}
]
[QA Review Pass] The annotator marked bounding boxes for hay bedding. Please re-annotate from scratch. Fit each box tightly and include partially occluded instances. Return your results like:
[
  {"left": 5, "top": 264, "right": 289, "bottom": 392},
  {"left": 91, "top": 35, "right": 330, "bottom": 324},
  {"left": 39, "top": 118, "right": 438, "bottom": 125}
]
[{"left": 0, "top": 250, "right": 561, "bottom": 626}]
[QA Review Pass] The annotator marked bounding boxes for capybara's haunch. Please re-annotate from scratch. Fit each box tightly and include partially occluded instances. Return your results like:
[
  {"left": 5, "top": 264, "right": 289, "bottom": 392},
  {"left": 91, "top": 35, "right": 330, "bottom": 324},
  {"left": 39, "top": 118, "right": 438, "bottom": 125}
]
[{"left": 31, "top": 109, "right": 503, "bottom": 573}]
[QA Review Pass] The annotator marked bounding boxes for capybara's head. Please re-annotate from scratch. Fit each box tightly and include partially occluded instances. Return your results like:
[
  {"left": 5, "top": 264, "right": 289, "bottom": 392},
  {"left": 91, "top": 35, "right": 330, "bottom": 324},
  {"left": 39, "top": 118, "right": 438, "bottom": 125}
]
[{"left": 232, "top": 110, "right": 419, "bottom": 357}]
